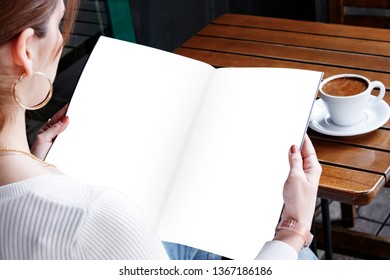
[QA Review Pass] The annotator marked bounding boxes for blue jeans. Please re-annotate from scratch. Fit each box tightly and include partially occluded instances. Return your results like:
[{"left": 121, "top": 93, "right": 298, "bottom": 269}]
[
  {"left": 163, "top": 242, "right": 222, "bottom": 260},
  {"left": 298, "top": 247, "right": 318, "bottom": 260},
  {"left": 163, "top": 242, "right": 317, "bottom": 260}
]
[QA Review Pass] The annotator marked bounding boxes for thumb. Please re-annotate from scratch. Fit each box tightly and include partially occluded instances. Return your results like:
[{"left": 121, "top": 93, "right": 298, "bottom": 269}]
[{"left": 288, "top": 144, "right": 303, "bottom": 173}]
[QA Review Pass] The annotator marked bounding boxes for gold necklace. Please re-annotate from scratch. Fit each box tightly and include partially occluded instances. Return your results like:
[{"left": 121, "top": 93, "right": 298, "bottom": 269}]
[{"left": 0, "top": 147, "right": 55, "bottom": 168}]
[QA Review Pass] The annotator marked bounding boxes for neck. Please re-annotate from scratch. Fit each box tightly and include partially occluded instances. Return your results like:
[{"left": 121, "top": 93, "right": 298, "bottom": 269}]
[
  {"left": 0, "top": 154, "right": 57, "bottom": 186},
  {"left": 0, "top": 112, "right": 53, "bottom": 186},
  {"left": 0, "top": 112, "right": 30, "bottom": 151}
]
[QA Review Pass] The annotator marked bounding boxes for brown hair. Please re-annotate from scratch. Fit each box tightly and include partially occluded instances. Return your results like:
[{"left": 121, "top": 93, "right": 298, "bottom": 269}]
[
  {"left": 0, "top": 0, "right": 79, "bottom": 130},
  {"left": 0, "top": 0, "right": 79, "bottom": 46}
]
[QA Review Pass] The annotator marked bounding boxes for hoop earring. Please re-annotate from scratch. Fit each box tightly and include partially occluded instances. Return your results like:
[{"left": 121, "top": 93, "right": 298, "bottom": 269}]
[{"left": 13, "top": 71, "right": 53, "bottom": 110}]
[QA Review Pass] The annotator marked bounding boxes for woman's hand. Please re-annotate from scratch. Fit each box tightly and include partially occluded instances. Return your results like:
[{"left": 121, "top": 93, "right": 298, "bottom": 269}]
[
  {"left": 282, "top": 134, "right": 322, "bottom": 228},
  {"left": 274, "top": 135, "right": 322, "bottom": 251},
  {"left": 31, "top": 105, "right": 70, "bottom": 159}
]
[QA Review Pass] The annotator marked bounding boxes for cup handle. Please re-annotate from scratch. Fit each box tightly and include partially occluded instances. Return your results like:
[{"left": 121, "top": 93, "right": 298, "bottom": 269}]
[{"left": 369, "top": 81, "right": 385, "bottom": 104}]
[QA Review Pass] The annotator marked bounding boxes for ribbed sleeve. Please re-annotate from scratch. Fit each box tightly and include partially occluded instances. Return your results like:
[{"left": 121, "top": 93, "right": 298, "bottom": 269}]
[
  {"left": 79, "top": 189, "right": 168, "bottom": 259},
  {"left": 255, "top": 240, "right": 298, "bottom": 260},
  {"left": 0, "top": 175, "right": 169, "bottom": 260},
  {"left": 0, "top": 189, "right": 84, "bottom": 259}
]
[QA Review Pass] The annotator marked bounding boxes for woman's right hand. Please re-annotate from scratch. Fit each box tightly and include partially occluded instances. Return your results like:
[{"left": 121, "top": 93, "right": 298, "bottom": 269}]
[{"left": 275, "top": 135, "right": 322, "bottom": 251}]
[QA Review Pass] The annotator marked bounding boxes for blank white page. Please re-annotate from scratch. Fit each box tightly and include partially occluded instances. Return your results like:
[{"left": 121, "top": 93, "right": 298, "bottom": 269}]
[
  {"left": 47, "top": 36, "right": 214, "bottom": 224},
  {"left": 158, "top": 68, "right": 322, "bottom": 259}
]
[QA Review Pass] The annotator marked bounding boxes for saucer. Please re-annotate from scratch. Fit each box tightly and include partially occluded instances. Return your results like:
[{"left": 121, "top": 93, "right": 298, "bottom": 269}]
[{"left": 309, "top": 96, "right": 390, "bottom": 136}]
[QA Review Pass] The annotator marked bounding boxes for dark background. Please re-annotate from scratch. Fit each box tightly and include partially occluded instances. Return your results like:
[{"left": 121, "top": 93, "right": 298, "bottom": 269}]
[{"left": 130, "top": 0, "right": 327, "bottom": 51}]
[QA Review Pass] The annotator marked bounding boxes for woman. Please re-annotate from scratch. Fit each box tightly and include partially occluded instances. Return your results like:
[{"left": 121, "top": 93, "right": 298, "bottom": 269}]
[{"left": 0, "top": 0, "right": 322, "bottom": 260}]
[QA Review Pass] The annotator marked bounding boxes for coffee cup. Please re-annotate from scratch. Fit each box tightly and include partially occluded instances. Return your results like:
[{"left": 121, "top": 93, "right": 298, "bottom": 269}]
[{"left": 319, "top": 74, "right": 385, "bottom": 126}]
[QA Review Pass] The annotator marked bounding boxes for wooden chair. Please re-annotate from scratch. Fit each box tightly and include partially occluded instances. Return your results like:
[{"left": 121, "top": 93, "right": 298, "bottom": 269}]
[{"left": 329, "top": 0, "right": 390, "bottom": 28}]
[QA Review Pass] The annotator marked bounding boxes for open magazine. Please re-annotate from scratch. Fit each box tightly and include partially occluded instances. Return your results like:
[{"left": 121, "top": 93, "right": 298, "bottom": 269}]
[{"left": 47, "top": 36, "right": 323, "bottom": 259}]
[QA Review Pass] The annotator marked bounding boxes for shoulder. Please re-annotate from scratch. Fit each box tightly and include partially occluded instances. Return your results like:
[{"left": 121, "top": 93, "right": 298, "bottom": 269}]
[
  {"left": 29, "top": 174, "right": 107, "bottom": 206},
  {"left": 31, "top": 174, "right": 168, "bottom": 259},
  {"left": 78, "top": 187, "right": 169, "bottom": 259},
  {"left": 31, "top": 175, "right": 150, "bottom": 222}
]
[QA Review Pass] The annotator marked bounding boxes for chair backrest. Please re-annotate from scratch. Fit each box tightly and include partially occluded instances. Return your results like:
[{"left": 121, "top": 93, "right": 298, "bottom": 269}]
[{"left": 329, "top": 0, "right": 390, "bottom": 28}]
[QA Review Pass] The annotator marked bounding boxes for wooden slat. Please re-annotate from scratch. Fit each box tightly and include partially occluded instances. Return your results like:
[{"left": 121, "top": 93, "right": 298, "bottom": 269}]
[
  {"left": 319, "top": 165, "right": 385, "bottom": 205},
  {"left": 174, "top": 48, "right": 390, "bottom": 89},
  {"left": 181, "top": 36, "right": 390, "bottom": 73},
  {"left": 198, "top": 24, "right": 390, "bottom": 57},
  {"left": 312, "top": 139, "right": 390, "bottom": 178},
  {"left": 213, "top": 14, "right": 390, "bottom": 42},
  {"left": 310, "top": 129, "right": 390, "bottom": 151}
]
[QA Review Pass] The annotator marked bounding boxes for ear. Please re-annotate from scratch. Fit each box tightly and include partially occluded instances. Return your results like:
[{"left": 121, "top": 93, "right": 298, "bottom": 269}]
[{"left": 11, "top": 28, "right": 35, "bottom": 77}]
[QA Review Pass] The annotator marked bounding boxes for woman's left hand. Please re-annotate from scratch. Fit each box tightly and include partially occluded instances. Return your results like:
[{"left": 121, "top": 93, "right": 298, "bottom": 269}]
[{"left": 31, "top": 105, "right": 70, "bottom": 159}]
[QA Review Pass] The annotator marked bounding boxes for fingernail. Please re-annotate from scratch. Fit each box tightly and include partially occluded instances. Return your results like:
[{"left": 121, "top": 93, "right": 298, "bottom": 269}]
[
  {"left": 53, "top": 121, "right": 62, "bottom": 127},
  {"left": 290, "top": 145, "right": 298, "bottom": 154}
]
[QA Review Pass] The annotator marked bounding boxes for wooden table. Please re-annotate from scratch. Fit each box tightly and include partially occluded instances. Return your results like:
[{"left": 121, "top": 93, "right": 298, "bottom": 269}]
[{"left": 175, "top": 14, "right": 390, "bottom": 259}]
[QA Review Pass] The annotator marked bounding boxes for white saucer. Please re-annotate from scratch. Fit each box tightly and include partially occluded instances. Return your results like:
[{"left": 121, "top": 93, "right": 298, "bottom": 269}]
[{"left": 309, "top": 96, "right": 390, "bottom": 136}]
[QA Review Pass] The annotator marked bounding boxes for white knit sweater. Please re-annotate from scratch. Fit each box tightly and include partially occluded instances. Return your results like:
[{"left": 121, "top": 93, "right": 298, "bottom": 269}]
[
  {"left": 0, "top": 174, "right": 168, "bottom": 259},
  {"left": 0, "top": 174, "right": 297, "bottom": 260}
]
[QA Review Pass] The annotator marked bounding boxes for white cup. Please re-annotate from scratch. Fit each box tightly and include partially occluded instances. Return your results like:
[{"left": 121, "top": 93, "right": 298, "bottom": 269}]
[{"left": 319, "top": 74, "right": 385, "bottom": 126}]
